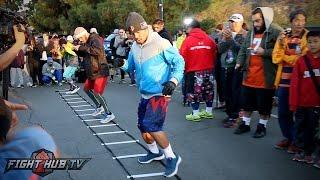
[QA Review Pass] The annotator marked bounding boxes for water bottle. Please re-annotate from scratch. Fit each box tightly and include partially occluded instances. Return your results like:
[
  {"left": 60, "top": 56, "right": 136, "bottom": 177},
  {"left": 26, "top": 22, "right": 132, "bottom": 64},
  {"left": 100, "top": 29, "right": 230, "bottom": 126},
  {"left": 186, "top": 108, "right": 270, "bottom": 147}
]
[
  {"left": 295, "top": 44, "right": 301, "bottom": 54},
  {"left": 226, "top": 50, "right": 234, "bottom": 64}
]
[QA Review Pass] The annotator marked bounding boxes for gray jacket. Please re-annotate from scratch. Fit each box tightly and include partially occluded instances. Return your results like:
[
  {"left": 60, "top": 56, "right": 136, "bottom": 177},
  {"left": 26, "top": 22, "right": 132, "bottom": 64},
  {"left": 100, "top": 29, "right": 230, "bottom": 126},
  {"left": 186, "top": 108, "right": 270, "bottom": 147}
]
[
  {"left": 218, "top": 29, "right": 247, "bottom": 68},
  {"left": 42, "top": 61, "right": 62, "bottom": 77}
]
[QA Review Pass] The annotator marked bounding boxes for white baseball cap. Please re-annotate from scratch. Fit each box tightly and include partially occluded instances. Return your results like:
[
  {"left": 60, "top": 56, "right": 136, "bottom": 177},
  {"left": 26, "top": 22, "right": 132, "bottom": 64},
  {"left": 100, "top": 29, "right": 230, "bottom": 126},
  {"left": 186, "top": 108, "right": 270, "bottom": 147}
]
[
  {"left": 229, "top": 14, "right": 244, "bottom": 22},
  {"left": 90, "top": 28, "right": 98, "bottom": 34},
  {"left": 66, "top": 35, "right": 73, "bottom": 42}
]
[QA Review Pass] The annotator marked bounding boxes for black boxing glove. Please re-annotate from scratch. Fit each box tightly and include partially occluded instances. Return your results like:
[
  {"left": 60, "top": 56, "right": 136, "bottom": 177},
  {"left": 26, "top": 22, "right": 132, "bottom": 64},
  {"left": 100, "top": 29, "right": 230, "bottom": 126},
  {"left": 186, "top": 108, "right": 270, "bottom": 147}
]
[{"left": 162, "top": 81, "right": 176, "bottom": 96}]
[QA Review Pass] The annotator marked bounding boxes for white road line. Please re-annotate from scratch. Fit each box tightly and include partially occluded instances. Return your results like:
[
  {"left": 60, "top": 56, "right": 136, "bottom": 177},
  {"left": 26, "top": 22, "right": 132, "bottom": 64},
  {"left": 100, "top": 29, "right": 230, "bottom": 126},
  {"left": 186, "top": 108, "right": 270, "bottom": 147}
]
[
  {"left": 67, "top": 101, "right": 87, "bottom": 104},
  {"left": 75, "top": 109, "right": 95, "bottom": 112},
  {"left": 61, "top": 94, "right": 78, "bottom": 97},
  {"left": 82, "top": 119, "right": 103, "bottom": 122},
  {"left": 77, "top": 114, "right": 93, "bottom": 117},
  {"left": 127, "top": 172, "right": 164, "bottom": 179},
  {"left": 87, "top": 124, "right": 118, "bottom": 128},
  {"left": 112, "top": 154, "right": 147, "bottom": 160},
  {"left": 65, "top": 98, "right": 82, "bottom": 101},
  {"left": 93, "top": 131, "right": 127, "bottom": 136},
  {"left": 71, "top": 105, "right": 91, "bottom": 108},
  {"left": 101, "top": 140, "right": 139, "bottom": 146}
]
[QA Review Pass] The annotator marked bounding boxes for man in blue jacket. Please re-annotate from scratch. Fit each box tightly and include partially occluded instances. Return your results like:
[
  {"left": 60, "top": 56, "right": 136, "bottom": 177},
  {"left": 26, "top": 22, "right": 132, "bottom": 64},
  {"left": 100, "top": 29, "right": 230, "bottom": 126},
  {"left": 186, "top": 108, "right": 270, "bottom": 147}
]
[{"left": 122, "top": 12, "right": 184, "bottom": 177}]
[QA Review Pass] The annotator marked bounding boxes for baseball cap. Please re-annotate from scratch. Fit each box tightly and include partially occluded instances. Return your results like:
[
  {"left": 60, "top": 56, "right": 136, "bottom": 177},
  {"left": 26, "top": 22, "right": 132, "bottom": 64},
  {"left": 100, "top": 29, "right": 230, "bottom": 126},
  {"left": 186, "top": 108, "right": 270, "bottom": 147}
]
[
  {"left": 90, "top": 28, "right": 98, "bottom": 34},
  {"left": 229, "top": 14, "right": 244, "bottom": 22}
]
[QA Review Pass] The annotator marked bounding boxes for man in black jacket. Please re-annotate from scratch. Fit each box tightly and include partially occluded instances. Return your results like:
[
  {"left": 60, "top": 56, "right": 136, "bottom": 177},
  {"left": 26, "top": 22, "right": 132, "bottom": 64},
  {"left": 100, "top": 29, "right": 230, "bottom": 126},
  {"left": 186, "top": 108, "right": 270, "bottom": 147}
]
[
  {"left": 152, "top": 19, "right": 173, "bottom": 45},
  {"left": 73, "top": 27, "right": 115, "bottom": 124}
]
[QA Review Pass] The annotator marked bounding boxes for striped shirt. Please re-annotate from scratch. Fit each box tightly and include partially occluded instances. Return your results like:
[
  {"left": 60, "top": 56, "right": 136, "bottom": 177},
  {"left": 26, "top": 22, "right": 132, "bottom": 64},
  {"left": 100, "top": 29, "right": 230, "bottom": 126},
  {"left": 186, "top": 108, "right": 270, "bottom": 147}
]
[{"left": 279, "top": 36, "right": 302, "bottom": 87}]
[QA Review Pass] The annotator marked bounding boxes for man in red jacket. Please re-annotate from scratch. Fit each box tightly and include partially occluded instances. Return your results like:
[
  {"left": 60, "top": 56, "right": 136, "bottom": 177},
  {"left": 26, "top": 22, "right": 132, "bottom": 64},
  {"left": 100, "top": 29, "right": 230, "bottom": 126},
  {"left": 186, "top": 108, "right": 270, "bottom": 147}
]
[
  {"left": 289, "top": 30, "right": 320, "bottom": 166},
  {"left": 180, "top": 19, "right": 218, "bottom": 121}
]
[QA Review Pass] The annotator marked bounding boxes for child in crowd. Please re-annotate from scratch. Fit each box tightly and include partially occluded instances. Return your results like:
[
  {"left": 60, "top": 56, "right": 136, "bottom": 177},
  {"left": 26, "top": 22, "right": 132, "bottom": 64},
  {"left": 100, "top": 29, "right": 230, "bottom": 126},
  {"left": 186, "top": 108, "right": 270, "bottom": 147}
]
[{"left": 289, "top": 30, "right": 320, "bottom": 168}]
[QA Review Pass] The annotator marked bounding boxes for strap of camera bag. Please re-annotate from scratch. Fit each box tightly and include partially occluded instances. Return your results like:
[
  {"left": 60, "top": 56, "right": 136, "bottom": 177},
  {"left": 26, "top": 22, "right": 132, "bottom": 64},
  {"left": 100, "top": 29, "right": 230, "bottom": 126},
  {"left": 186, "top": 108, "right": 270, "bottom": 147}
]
[{"left": 303, "top": 55, "right": 320, "bottom": 95}]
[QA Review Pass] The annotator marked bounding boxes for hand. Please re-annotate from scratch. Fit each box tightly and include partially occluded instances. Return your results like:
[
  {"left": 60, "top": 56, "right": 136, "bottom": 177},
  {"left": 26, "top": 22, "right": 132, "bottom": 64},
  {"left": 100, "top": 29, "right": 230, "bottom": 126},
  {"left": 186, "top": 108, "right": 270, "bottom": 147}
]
[
  {"left": 118, "top": 59, "right": 125, "bottom": 67},
  {"left": 254, "top": 47, "right": 265, "bottom": 55},
  {"left": 278, "top": 31, "right": 287, "bottom": 46},
  {"left": 162, "top": 81, "right": 176, "bottom": 96},
  {"left": 13, "top": 24, "right": 26, "bottom": 45},
  {"left": 235, "top": 64, "right": 241, "bottom": 70},
  {"left": 222, "top": 29, "right": 232, "bottom": 40},
  {"left": 4, "top": 100, "right": 28, "bottom": 128},
  {"left": 52, "top": 76, "right": 56, "bottom": 80},
  {"left": 74, "top": 45, "right": 80, "bottom": 51}
]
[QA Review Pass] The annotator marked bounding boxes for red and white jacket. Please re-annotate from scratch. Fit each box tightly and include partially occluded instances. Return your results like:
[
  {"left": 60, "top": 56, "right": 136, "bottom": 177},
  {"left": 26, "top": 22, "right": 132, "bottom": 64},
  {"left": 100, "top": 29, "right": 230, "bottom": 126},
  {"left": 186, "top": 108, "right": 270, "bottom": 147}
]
[
  {"left": 289, "top": 52, "right": 320, "bottom": 112},
  {"left": 180, "top": 28, "right": 217, "bottom": 73}
]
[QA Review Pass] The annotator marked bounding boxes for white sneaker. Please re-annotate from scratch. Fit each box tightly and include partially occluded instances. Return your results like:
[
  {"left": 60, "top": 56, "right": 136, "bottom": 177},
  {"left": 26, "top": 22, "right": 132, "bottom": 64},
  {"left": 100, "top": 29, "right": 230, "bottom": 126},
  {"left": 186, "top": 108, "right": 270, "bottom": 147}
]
[
  {"left": 100, "top": 113, "right": 115, "bottom": 124},
  {"left": 91, "top": 106, "right": 105, "bottom": 117},
  {"left": 27, "top": 82, "right": 33, "bottom": 87},
  {"left": 65, "top": 86, "right": 80, "bottom": 94}
]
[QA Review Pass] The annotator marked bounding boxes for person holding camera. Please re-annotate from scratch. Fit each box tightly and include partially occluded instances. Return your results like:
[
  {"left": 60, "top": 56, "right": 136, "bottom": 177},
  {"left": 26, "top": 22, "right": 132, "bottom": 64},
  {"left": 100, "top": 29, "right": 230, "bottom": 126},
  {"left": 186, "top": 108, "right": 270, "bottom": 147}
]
[
  {"left": 218, "top": 14, "right": 248, "bottom": 128},
  {"left": 0, "top": 25, "right": 25, "bottom": 71},
  {"left": 272, "top": 9, "right": 308, "bottom": 152}
]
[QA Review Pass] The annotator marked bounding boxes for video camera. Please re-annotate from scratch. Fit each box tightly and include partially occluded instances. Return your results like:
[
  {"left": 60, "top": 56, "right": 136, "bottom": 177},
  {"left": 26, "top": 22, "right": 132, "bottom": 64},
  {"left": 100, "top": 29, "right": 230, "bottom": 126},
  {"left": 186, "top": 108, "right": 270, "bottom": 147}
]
[
  {"left": 0, "top": 7, "right": 28, "bottom": 53},
  {"left": 0, "top": 7, "right": 28, "bottom": 100}
]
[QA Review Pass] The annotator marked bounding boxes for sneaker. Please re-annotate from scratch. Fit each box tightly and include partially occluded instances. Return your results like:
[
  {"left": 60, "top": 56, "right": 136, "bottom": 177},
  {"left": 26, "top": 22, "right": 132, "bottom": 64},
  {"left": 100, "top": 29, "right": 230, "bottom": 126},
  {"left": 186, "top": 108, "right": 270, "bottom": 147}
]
[
  {"left": 164, "top": 153, "right": 182, "bottom": 177},
  {"left": 198, "top": 110, "right": 213, "bottom": 119},
  {"left": 9, "top": 85, "right": 15, "bottom": 89},
  {"left": 253, "top": 123, "right": 266, "bottom": 138},
  {"left": 314, "top": 160, "right": 320, "bottom": 169},
  {"left": 138, "top": 151, "right": 165, "bottom": 164},
  {"left": 223, "top": 119, "right": 237, "bottom": 128},
  {"left": 31, "top": 84, "right": 37, "bottom": 88},
  {"left": 65, "top": 86, "right": 80, "bottom": 94},
  {"left": 293, "top": 152, "right": 314, "bottom": 164},
  {"left": 287, "top": 144, "right": 302, "bottom": 154},
  {"left": 185, "top": 113, "right": 201, "bottom": 122},
  {"left": 58, "top": 82, "right": 63, "bottom": 86},
  {"left": 129, "top": 83, "right": 136, "bottom": 87},
  {"left": 234, "top": 121, "right": 250, "bottom": 134},
  {"left": 27, "top": 82, "right": 33, "bottom": 87},
  {"left": 92, "top": 106, "right": 105, "bottom": 117},
  {"left": 17, "top": 84, "right": 24, "bottom": 88},
  {"left": 274, "top": 139, "right": 290, "bottom": 150},
  {"left": 100, "top": 113, "right": 115, "bottom": 124},
  {"left": 119, "top": 79, "right": 126, "bottom": 84}
]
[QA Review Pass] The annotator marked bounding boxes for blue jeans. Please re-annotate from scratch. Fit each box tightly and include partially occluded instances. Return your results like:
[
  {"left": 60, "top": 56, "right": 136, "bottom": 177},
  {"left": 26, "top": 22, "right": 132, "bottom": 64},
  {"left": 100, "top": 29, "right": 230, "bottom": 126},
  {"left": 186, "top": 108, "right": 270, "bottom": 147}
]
[
  {"left": 42, "top": 69, "right": 63, "bottom": 84},
  {"left": 278, "top": 87, "right": 295, "bottom": 141}
]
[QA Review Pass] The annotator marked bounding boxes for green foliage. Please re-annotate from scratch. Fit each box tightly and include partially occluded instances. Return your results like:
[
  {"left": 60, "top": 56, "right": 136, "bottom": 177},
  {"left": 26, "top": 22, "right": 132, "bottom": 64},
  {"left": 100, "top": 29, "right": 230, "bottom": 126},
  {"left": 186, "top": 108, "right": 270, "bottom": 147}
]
[{"left": 25, "top": 0, "right": 320, "bottom": 36}]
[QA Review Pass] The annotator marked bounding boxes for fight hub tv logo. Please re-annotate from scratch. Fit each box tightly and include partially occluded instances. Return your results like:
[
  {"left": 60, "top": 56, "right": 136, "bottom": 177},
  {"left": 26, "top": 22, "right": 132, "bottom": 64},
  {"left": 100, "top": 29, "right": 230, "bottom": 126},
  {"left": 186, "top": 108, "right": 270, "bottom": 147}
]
[{"left": 4, "top": 149, "right": 91, "bottom": 177}]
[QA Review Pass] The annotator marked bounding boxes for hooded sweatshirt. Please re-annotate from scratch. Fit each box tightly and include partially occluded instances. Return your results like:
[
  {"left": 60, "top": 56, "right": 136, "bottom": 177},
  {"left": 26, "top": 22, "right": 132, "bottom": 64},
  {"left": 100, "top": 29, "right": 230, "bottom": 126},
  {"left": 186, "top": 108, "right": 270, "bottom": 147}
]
[
  {"left": 122, "top": 29, "right": 184, "bottom": 99},
  {"left": 180, "top": 28, "right": 217, "bottom": 73},
  {"left": 236, "top": 7, "right": 282, "bottom": 89}
]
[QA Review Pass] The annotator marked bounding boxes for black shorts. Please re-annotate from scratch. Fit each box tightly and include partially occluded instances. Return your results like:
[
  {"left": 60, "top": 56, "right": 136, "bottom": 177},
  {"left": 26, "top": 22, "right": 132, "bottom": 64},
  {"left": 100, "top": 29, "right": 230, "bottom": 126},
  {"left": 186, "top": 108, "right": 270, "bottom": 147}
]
[{"left": 241, "top": 86, "right": 275, "bottom": 116}]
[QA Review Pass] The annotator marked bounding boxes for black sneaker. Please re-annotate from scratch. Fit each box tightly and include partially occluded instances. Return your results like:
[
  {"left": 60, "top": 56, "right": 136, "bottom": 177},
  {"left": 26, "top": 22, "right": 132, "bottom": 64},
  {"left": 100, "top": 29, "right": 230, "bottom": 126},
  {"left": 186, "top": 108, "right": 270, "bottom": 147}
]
[
  {"left": 234, "top": 121, "right": 250, "bottom": 134},
  {"left": 253, "top": 123, "right": 266, "bottom": 138}
]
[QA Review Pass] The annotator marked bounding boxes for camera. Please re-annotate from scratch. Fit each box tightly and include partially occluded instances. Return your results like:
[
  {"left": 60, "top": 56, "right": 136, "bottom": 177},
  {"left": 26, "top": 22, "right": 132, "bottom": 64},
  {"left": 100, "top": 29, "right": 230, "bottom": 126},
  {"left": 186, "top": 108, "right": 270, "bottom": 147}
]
[
  {"left": 0, "top": 7, "right": 28, "bottom": 53},
  {"left": 284, "top": 28, "right": 292, "bottom": 37},
  {"left": 0, "top": 7, "right": 28, "bottom": 100}
]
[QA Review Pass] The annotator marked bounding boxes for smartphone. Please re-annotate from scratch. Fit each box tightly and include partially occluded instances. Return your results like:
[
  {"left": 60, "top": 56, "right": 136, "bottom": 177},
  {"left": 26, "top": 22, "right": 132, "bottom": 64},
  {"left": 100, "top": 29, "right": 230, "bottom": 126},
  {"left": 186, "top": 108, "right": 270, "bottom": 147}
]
[{"left": 223, "top": 22, "right": 230, "bottom": 30}]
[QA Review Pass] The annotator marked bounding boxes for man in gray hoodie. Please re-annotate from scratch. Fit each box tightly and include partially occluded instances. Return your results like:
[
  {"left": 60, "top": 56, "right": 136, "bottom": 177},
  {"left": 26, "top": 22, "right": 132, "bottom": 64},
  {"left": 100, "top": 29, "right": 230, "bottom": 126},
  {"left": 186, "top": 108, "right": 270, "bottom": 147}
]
[{"left": 234, "top": 7, "right": 282, "bottom": 138}]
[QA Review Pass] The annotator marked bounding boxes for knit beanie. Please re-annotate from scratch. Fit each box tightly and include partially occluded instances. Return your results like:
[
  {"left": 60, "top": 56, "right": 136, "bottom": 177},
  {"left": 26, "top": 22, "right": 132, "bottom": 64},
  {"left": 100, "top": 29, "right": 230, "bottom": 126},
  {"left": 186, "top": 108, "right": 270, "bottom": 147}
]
[{"left": 126, "top": 12, "right": 148, "bottom": 33}]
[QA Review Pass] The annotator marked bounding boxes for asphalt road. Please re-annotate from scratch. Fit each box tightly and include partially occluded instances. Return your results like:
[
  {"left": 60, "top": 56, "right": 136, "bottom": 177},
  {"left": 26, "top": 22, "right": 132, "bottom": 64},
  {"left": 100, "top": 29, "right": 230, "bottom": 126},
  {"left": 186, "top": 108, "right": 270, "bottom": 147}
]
[{"left": 9, "top": 78, "right": 320, "bottom": 180}]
